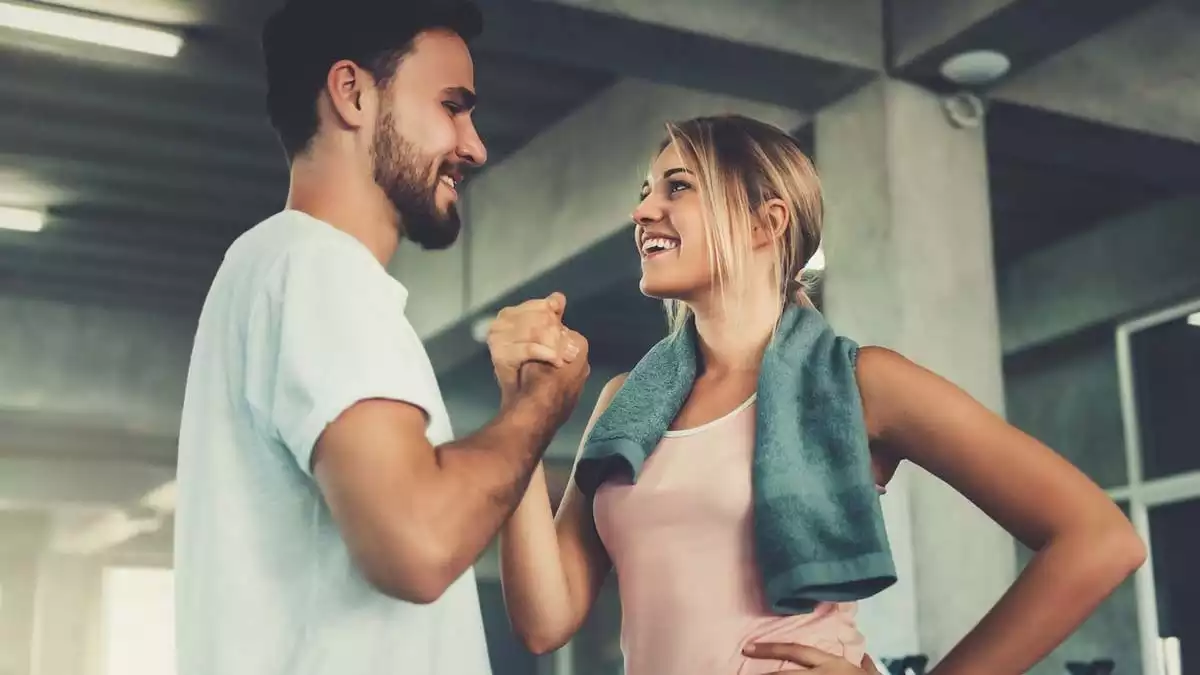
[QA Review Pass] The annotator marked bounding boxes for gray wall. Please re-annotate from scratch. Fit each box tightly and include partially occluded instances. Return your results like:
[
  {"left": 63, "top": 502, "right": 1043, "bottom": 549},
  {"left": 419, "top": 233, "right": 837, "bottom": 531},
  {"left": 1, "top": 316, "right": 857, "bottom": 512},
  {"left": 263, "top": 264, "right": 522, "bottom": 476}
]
[
  {"left": 1005, "top": 335, "right": 1128, "bottom": 490},
  {"left": 996, "top": 191, "right": 1200, "bottom": 674}
]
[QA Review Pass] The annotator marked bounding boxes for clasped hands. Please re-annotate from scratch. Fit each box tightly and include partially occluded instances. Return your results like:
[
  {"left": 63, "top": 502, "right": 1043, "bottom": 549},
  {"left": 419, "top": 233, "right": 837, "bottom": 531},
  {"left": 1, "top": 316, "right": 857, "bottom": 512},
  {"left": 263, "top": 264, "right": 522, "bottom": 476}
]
[{"left": 485, "top": 292, "right": 588, "bottom": 397}]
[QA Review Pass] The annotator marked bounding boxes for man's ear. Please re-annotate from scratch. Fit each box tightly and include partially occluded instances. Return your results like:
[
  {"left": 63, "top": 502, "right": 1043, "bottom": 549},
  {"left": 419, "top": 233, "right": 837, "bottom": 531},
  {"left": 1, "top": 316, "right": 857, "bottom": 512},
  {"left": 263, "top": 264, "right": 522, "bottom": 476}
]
[{"left": 325, "top": 59, "right": 375, "bottom": 129}]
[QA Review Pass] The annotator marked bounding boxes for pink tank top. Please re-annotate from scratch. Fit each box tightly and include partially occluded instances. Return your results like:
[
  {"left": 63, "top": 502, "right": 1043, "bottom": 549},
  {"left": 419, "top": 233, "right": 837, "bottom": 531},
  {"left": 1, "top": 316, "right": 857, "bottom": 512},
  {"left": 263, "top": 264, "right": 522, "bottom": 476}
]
[{"left": 593, "top": 394, "right": 871, "bottom": 675}]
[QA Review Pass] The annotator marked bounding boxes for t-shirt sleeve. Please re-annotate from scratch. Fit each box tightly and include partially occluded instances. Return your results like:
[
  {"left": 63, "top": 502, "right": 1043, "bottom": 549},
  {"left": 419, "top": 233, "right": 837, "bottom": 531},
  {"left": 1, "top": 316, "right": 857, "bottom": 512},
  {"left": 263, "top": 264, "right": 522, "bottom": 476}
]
[{"left": 246, "top": 237, "right": 438, "bottom": 476}]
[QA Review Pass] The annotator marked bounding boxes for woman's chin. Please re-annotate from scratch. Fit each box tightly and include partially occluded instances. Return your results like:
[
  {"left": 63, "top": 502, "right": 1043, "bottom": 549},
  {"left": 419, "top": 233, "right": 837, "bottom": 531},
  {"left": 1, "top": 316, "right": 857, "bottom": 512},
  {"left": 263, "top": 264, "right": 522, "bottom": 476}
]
[{"left": 638, "top": 278, "right": 690, "bottom": 301}]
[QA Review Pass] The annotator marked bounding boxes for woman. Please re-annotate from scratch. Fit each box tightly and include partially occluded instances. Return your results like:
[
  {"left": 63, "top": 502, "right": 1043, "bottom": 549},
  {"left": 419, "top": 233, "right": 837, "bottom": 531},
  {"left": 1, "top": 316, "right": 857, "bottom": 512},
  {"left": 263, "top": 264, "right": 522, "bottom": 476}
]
[{"left": 498, "top": 114, "right": 1145, "bottom": 674}]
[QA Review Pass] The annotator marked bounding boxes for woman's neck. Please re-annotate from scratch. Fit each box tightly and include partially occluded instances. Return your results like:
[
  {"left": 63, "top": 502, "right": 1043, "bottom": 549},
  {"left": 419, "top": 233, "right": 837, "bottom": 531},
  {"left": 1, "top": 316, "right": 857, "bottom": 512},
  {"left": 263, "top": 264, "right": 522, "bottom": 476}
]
[{"left": 689, "top": 283, "right": 782, "bottom": 376}]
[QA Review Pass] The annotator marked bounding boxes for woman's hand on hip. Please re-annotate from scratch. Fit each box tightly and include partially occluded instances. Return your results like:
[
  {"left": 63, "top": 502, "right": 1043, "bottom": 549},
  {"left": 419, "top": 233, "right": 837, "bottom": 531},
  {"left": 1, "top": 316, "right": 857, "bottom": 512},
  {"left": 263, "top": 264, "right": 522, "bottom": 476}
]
[{"left": 742, "top": 642, "right": 881, "bottom": 674}]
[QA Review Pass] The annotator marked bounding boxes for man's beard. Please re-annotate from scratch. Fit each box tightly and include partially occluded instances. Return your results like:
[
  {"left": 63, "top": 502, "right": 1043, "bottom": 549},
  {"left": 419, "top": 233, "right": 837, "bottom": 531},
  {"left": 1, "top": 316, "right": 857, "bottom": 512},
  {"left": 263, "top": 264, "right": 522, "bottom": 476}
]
[{"left": 371, "top": 112, "right": 461, "bottom": 250}]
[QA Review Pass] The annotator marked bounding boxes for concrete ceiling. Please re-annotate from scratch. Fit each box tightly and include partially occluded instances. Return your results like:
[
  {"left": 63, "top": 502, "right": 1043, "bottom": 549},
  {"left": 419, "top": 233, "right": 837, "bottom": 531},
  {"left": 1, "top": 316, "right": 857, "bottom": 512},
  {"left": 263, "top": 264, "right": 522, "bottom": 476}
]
[
  {"left": 3, "top": 0, "right": 1200, "bottom": 556},
  {"left": 993, "top": 0, "right": 1200, "bottom": 145},
  {"left": 0, "top": 0, "right": 617, "bottom": 314}
]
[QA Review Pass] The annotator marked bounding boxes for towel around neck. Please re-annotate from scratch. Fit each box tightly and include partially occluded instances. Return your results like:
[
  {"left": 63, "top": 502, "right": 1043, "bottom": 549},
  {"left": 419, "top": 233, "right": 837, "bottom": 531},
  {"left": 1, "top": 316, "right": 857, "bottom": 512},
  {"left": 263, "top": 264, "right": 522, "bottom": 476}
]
[{"left": 575, "top": 304, "right": 897, "bottom": 614}]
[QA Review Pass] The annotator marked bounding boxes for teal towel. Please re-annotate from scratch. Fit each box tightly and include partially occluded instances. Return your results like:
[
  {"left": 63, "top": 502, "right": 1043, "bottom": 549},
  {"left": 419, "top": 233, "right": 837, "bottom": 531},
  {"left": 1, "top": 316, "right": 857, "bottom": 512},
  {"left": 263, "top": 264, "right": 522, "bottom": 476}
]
[{"left": 575, "top": 304, "right": 897, "bottom": 613}]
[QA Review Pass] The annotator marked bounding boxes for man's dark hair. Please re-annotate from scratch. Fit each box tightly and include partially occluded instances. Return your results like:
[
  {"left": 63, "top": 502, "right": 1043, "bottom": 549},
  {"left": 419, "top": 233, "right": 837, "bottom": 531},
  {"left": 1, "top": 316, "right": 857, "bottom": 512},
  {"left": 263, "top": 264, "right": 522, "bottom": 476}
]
[{"left": 261, "top": 0, "right": 482, "bottom": 161}]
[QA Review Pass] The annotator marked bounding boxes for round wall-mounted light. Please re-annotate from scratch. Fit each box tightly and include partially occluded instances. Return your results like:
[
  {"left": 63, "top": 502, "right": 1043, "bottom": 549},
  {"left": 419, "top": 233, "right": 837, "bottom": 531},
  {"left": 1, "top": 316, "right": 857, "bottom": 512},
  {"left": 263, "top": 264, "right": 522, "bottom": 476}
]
[{"left": 939, "top": 50, "right": 1011, "bottom": 86}]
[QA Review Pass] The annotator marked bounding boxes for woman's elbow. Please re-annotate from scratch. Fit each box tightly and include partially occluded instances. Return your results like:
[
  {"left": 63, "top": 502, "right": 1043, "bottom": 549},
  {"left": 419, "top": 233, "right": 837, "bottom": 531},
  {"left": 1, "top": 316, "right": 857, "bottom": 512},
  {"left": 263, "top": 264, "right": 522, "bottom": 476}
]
[
  {"left": 506, "top": 604, "right": 576, "bottom": 655},
  {"left": 1082, "top": 515, "right": 1147, "bottom": 584},
  {"left": 518, "top": 630, "right": 572, "bottom": 656},
  {"left": 1108, "top": 522, "right": 1148, "bottom": 577}
]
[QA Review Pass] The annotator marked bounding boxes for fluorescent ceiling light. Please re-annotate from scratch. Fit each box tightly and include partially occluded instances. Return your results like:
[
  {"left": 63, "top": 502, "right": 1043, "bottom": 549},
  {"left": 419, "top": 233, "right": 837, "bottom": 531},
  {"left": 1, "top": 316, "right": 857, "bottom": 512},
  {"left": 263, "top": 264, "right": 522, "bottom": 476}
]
[
  {"left": 1187, "top": 312, "right": 1200, "bottom": 328},
  {"left": 0, "top": 206, "right": 44, "bottom": 232},
  {"left": 0, "top": 1, "right": 183, "bottom": 57}
]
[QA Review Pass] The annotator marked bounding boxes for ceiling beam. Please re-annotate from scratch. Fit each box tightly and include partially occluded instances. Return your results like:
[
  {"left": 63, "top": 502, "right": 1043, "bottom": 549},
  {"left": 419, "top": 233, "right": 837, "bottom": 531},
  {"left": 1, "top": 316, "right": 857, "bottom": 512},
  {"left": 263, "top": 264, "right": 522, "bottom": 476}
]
[
  {"left": 890, "top": 0, "right": 1150, "bottom": 90},
  {"left": 0, "top": 454, "right": 173, "bottom": 512},
  {"left": 0, "top": 19, "right": 264, "bottom": 92},
  {"left": 0, "top": 251, "right": 215, "bottom": 301},
  {"left": 991, "top": 2, "right": 1200, "bottom": 145},
  {"left": 0, "top": 46, "right": 274, "bottom": 143},
  {"left": 0, "top": 153, "right": 283, "bottom": 218},
  {"left": 0, "top": 229, "right": 223, "bottom": 278},
  {"left": 986, "top": 101, "right": 1200, "bottom": 194},
  {"left": 0, "top": 275, "right": 205, "bottom": 316},
  {"left": 24, "top": 206, "right": 264, "bottom": 248},
  {"left": 520, "top": 0, "right": 883, "bottom": 69},
  {"left": 0, "top": 109, "right": 282, "bottom": 183},
  {"left": 1000, "top": 195, "right": 1200, "bottom": 355},
  {"left": 29, "top": 209, "right": 250, "bottom": 252},
  {"left": 470, "top": 0, "right": 879, "bottom": 111}
]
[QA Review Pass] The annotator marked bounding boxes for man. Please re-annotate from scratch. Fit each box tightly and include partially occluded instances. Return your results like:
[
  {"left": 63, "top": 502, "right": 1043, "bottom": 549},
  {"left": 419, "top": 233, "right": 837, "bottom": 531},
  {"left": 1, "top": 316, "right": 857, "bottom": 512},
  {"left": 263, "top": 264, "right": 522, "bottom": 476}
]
[{"left": 173, "top": 1, "right": 589, "bottom": 673}]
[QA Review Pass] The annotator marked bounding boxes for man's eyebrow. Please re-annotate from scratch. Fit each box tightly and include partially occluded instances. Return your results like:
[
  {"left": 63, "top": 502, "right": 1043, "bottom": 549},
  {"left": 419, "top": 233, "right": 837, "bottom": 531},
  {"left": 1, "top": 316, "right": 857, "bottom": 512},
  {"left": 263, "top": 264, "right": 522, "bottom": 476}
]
[{"left": 443, "top": 86, "right": 477, "bottom": 110}]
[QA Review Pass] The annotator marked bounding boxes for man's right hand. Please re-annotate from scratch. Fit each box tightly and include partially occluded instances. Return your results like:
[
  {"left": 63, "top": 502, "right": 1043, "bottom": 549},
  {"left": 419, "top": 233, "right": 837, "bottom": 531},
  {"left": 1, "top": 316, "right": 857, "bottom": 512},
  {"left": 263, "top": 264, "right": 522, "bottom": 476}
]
[
  {"left": 487, "top": 292, "right": 579, "bottom": 400},
  {"left": 519, "top": 328, "right": 590, "bottom": 426}
]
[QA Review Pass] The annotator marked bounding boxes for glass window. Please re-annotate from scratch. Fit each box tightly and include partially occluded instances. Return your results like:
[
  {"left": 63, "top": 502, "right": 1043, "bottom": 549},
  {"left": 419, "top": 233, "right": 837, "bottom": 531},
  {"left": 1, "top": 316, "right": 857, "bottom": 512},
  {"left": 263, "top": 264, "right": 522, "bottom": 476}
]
[
  {"left": 1148, "top": 498, "right": 1200, "bottom": 675},
  {"left": 102, "top": 566, "right": 176, "bottom": 675},
  {"left": 1005, "top": 335, "right": 1128, "bottom": 488},
  {"left": 1130, "top": 314, "right": 1200, "bottom": 479}
]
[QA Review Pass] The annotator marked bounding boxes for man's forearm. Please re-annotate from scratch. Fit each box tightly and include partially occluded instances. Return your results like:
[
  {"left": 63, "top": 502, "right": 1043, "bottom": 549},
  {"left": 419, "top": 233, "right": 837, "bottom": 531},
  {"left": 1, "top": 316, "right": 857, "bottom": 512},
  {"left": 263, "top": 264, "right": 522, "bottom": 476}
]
[{"left": 425, "top": 389, "right": 564, "bottom": 577}]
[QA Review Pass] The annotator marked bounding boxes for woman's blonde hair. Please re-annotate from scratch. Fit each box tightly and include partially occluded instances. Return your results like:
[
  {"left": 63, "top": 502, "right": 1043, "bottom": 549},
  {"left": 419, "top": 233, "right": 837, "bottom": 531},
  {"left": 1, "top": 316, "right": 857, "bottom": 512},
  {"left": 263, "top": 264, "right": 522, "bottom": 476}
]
[{"left": 656, "top": 115, "right": 824, "bottom": 335}]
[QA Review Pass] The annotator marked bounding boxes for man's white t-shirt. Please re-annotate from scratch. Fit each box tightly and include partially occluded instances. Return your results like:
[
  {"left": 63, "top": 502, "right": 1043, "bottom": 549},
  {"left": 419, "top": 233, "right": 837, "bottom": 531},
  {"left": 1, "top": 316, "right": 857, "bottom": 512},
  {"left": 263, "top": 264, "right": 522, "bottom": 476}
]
[{"left": 174, "top": 210, "right": 492, "bottom": 675}]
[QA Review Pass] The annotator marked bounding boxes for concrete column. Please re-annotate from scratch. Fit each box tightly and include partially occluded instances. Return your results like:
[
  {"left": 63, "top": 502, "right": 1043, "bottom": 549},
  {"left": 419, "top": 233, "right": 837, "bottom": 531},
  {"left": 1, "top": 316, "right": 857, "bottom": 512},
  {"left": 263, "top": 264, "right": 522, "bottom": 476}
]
[
  {"left": 0, "top": 554, "right": 38, "bottom": 675},
  {"left": 816, "top": 79, "right": 1016, "bottom": 665},
  {"left": 0, "top": 514, "right": 48, "bottom": 675},
  {"left": 30, "top": 555, "right": 104, "bottom": 675}
]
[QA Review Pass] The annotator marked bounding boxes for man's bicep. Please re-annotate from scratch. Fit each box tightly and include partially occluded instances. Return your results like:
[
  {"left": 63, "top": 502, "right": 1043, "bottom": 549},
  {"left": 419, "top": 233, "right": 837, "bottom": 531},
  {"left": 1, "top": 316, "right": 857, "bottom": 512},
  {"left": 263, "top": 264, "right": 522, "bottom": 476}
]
[
  {"left": 312, "top": 398, "right": 439, "bottom": 588},
  {"left": 313, "top": 397, "right": 433, "bottom": 473}
]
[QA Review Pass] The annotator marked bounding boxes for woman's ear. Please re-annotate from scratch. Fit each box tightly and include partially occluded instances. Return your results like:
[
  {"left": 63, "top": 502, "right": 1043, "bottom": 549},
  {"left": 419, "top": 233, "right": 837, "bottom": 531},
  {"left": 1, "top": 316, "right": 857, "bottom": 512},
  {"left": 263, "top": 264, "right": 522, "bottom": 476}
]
[{"left": 753, "top": 197, "right": 791, "bottom": 248}]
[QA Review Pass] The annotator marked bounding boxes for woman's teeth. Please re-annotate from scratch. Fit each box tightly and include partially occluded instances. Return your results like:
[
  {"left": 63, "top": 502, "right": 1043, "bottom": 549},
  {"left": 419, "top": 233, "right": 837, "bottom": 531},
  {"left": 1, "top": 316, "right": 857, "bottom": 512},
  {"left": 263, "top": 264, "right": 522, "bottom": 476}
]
[
  {"left": 439, "top": 175, "right": 457, "bottom": 190},
  {"left": 642, "top": 237, "right": 680, "bottom": 256}
]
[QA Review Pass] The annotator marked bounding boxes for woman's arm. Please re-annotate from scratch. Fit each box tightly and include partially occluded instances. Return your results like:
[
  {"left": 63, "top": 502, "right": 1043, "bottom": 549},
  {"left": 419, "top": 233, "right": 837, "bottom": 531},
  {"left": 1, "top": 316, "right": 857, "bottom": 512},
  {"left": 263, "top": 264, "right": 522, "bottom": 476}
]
[
  {"left": 856, "top": 346, "right": 1146, "bottom": 675},
  {"left": 498, "top": 374, "right": 625, "bottom": 654}
]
